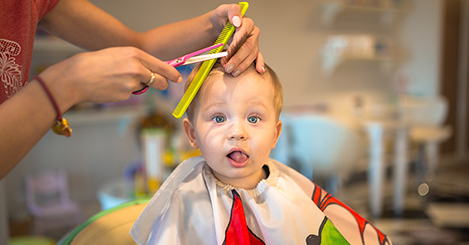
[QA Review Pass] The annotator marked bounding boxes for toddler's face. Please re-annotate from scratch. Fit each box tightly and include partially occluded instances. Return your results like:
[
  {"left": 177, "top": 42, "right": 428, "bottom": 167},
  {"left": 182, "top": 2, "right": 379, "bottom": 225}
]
[{"left": 183, "top": 70, "right": 282, "bottom": 189}]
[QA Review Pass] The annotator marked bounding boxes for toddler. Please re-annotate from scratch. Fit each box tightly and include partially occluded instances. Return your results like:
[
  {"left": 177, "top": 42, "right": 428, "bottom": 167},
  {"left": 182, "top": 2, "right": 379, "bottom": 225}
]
[{"left": 130, "top": 61, "right": 392, "bottom": 245}]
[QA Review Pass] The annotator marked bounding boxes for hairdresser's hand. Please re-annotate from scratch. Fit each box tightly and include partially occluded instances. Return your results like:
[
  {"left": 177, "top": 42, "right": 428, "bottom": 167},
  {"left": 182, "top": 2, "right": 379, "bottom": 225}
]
[
  {"left": 210, "top": 4, "right": 264, "bottom": 76},
  {"left": 39, "top": 47, "right": 182, "bottom": 113}
]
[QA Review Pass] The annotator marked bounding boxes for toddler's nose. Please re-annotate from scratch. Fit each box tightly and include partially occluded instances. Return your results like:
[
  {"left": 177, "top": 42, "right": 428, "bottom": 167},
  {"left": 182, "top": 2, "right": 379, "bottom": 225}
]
[{"left": 227, "top": 121, "right": 247, "bottom": 141}]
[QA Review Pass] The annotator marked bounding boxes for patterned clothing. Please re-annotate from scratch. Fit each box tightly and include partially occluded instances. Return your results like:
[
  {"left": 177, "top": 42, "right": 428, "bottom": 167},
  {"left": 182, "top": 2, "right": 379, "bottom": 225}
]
[
  {"left": 0, "top": 0, "right": 59, "bottom": 104},
  {"left": 130, "top": 157, "right": 392, "bottom": 245}
]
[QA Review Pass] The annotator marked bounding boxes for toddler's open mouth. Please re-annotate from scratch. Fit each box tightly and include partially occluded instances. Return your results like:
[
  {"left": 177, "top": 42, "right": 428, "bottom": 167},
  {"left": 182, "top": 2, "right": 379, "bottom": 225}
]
[{"left": 227, "top": 150, "right": 249, "bottom": 167}]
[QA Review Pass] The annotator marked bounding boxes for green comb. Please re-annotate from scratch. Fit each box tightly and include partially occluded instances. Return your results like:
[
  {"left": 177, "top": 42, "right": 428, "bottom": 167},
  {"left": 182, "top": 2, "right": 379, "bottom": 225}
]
[{"left": 172, "top": 2, "right": 249, "bottom": 118}]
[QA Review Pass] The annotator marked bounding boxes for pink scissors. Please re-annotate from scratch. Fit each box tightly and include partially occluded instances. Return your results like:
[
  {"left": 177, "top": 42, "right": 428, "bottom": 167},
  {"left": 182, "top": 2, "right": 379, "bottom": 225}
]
[{"left": 133, "top": 43, "right": 227, "bottom": 94}]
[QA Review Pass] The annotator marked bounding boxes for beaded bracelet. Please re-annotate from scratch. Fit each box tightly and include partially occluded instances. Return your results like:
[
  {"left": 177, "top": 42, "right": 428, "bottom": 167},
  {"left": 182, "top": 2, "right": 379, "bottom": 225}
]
[{"left": 34, "top": 76, "right": 72, "bottom": 137}]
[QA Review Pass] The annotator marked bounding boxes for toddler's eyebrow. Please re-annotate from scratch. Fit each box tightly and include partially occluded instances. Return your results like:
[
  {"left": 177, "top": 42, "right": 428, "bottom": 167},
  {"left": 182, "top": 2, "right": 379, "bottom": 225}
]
[
  {"left": 248, "top": 100, "right": 269, "bottom": 109},
  {"left": 202, "top": 101, "right": 228, "bottom": 111}
]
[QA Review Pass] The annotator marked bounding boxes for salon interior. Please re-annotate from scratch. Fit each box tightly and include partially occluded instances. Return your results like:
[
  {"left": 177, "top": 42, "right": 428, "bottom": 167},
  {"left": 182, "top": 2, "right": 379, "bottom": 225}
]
[{"left": 1, "top": 0, "right": 469, "bottom": 244}]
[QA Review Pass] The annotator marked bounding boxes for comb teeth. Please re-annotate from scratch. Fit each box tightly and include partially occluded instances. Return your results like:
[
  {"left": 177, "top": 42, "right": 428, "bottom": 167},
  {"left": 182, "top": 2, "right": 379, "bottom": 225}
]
[
  {"left": 172, "top": 2, "right": 249, "bottom": 118},
  {"left": 210, "top": 24, "right": 235, "bottom": 54}
]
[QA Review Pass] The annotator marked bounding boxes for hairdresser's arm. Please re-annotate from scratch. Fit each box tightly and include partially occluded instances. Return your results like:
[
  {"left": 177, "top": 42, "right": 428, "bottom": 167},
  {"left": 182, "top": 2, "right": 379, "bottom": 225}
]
[
  {"left": 39, "top": 0, "right": 264, "bottom": 75},
  {"left": 0, "top": 0, "right": 264, "bottom": 180},
  {"left": 0, "top": 79, "right": 56, "bottom": 180},
  {"left": 0, "top": 46, "right": 179, "bottom": 180}
]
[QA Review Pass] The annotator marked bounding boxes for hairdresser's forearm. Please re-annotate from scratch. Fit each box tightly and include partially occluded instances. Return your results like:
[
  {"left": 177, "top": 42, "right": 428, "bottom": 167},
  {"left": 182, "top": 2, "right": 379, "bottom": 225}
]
[
  {"left": 40, "top": 0, "right": 216, "bottom": 60},
  {"left": 138, "top": 12, "right": 217, "bottom": 60},
  {"left": 0, "top": 81, "right": 58, "bottom": 180}
]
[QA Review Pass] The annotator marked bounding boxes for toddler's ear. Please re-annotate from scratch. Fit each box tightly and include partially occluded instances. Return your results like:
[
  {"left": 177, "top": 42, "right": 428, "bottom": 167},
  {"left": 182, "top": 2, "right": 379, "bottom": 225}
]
[
  {"left": 271, "top": 120, "right": 283, "bottom": 149},
  {"left": 183, "top": 118, "right": 199, "bottom": 149}
]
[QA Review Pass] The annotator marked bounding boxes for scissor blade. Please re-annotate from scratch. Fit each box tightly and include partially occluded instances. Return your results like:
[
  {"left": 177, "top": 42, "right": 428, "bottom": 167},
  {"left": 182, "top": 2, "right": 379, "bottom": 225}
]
[{"left": 183, "top": 52, "right": 228, "bottom": 66}]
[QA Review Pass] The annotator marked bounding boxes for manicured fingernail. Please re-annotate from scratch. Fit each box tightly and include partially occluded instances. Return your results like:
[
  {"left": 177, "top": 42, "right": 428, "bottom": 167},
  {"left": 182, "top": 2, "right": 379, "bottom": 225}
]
[
  {"left": 226, "top": 64, "right": 234, "bottom": 73},
  {"left": 232, "top": 16, "right": 241, "bottom": 27},
  {"left": 261, "top": 66, "right": 265, "bottom": 73},
  {"left": 170, "top": 77, "right": 182, "bottom": 83},
  {"left": 232, "top": 69, "right": 241, "bottom": 77}
]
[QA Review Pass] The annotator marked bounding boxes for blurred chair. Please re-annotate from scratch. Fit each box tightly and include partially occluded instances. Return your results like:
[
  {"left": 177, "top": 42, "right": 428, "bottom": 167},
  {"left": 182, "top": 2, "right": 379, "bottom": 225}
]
[
  {"left": 281, "top": 114, "right": 367, "bottom": 196},
  {"left": 25, "top": 169, "right": 83, "bottom": 235},
  {"left": 398, "top": 95, "right": 452, "bottom": 196}
]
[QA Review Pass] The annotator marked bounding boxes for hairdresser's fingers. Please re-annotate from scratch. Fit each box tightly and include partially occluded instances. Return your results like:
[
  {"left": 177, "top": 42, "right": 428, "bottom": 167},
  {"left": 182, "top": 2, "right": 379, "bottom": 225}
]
[
  {"left": 224, "top": 22, "right": 261, "bottom": 76},
  {"left": 211, "top": 4, "right": 242, "bottom": 31},
  {"left": 134, "top": 72, "right": 169, "bottom": 92},
  {"left": 137, "top": 50, "right": 182, "bottom": 88},
  {"left": 68, "top": 47, "right": 182, "bottom": 102},
  {"left": 224, "top": 16, "right": 254, "bottom": 60},
  {"left": 225, "top": 4, "right": 242, "bottom": 28},
  {"left": 211, "top": 4, "right": 262, "bottom": 75},
  {"left": 255, "top": 51, "right": 265, "bottom": 74}
]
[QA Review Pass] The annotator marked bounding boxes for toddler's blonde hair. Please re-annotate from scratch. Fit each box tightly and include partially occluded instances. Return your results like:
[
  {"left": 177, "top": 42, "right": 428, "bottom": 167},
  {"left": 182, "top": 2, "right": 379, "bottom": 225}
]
[{"left": 184, "top": 60, "right": 283, "bottom": 121}]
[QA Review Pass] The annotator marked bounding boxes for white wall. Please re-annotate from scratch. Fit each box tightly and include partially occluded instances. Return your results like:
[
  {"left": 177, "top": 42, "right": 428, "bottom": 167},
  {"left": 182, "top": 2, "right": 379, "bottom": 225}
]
[{"left": 397, "top": 0, "right": 443, "bottom": 96}]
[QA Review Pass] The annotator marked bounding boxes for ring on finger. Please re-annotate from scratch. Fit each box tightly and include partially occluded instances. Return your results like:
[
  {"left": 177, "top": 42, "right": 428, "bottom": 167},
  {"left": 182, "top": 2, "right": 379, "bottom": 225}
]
[{"left": 146, "top": 73, "right": 156, "bottom": 86}]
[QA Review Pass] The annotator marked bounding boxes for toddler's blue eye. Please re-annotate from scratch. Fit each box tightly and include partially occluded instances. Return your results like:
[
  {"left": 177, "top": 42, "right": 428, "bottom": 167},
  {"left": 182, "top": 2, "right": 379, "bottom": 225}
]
[
  {"left": 248, "top": 116, "right": 260, "bottom": 124},
  {"left": 213, "top": 115, "right": 226, "bottom": 123}
]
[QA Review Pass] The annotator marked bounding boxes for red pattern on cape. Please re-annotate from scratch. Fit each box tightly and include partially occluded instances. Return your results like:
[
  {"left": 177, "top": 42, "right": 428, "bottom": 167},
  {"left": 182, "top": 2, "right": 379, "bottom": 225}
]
[
  {"left": 312, "top": 183, "right": 389, "bottom": 245},
  {"left": 224, "top": 190, "right": 265, "bottom": 245}
]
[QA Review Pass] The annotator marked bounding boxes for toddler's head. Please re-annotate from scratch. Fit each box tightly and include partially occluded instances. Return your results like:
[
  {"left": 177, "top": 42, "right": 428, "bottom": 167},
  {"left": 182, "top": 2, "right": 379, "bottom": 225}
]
[
  {"left": 182, "top": 60, "right": 283, "bottom": 189},
  {"left": 185, "top": 61, "right": 283, "bottom": 122}
]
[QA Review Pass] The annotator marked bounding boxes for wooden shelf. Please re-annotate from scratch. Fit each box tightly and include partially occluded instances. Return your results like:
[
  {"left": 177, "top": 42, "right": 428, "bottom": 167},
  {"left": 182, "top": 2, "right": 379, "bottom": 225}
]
[
  {"left": 321, "top": 53, "right": 400, "bottom": 76},
  {"left": 320, "top": 34, "right": 403, "bottom": 75},
  {"left": 320, "top": 0, "right": 409, "bottom": 28}
]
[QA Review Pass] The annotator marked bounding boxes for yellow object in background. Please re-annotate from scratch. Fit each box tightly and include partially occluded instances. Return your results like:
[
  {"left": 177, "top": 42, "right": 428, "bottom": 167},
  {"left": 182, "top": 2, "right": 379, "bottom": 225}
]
[
  {"left": 134, "top": 172, "right": 146, "bottom": 199},
  {"left": 180, "top": 148, "right": 201, "bottom": 162},
  {"left": 9, "top": 236, "right": 55, "bottom": 245},
  {"left": 147, "top": 177, "right": 160, "bottom": 194}
]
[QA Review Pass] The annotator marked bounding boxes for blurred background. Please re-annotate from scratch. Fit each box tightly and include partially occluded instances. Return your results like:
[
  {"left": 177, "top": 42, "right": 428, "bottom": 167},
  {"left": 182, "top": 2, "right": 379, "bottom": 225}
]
[{"left": 2, "top": 0, "right": 469, "bottom": 244}]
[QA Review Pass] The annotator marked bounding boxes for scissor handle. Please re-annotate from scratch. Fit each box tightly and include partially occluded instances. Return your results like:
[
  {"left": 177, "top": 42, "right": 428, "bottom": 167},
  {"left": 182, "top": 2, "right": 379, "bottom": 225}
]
[
  {"left": 165, "top": 58, "right": 186, "bottom": 67},
  {"left": 164, "top": 43, "right": 224, "bottom": 67}
]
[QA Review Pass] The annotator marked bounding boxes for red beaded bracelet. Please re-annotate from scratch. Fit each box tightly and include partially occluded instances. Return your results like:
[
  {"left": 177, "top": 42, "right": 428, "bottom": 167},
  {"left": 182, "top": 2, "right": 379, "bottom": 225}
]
[{"left": 34, "top": 76, "right": 72, "bottom": 137}]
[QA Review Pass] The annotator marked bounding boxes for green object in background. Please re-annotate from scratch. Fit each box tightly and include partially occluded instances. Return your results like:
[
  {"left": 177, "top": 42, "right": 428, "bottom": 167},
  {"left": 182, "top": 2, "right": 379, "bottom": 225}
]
[
  {"left": 57, "top": 198, "right": 150, "bottom": 245},
  {"left": 9, "top": 236, "right": 55, "bottom": 245}
]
